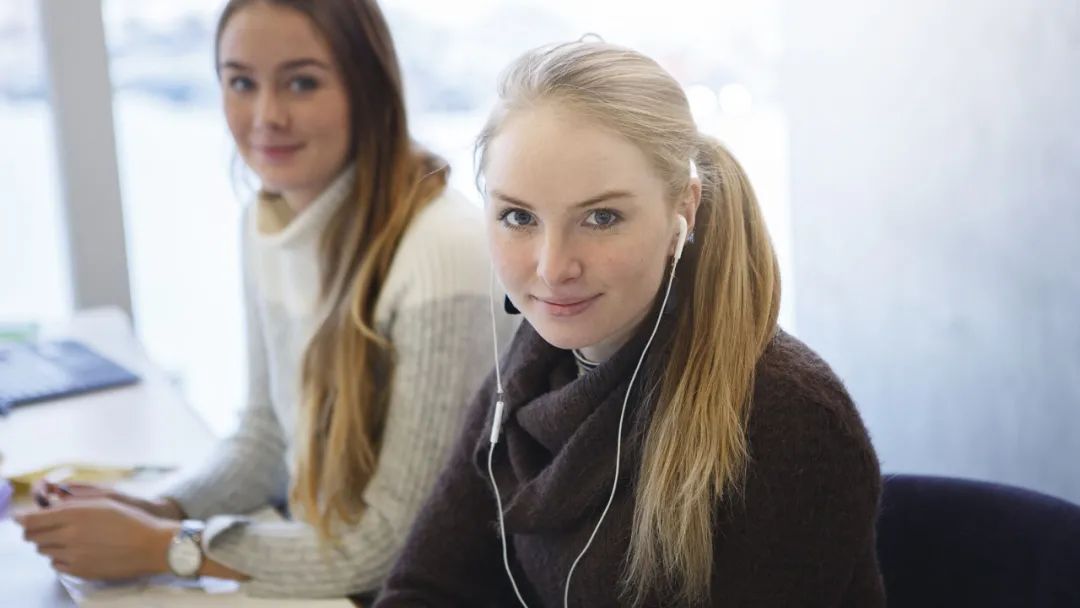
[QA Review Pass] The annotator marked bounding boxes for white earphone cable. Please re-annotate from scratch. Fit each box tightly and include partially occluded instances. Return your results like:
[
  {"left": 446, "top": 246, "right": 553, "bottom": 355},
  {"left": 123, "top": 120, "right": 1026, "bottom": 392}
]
[
  {"left": 488, "top": 265, "right": 505, "bottom": 396},
  {"left": 488, "top": 265, "right": 529, "bottom": 606},
  {"left": 562, "top": 254, "right": 679, "bottom": 606},
  {"left": 486, "top": 226, "right": 684, "bottom": 608}
]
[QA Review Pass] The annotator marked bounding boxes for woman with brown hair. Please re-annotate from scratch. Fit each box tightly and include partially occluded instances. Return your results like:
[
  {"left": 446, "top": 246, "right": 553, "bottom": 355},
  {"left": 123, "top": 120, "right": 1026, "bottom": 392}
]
[
  {"left": 16, "top": 0, "right": 511, "bottom": 598},
  {"left": 377, "top": 40, "right": 885, "bottom": 607}
]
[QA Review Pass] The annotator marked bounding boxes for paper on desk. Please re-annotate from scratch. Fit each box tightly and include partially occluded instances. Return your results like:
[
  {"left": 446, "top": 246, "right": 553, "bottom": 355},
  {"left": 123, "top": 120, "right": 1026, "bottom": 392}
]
[
  {"left": 61, "top": 573, "right": 241, "bottom": 603},
  {"left": 56, "top": 508, "right": 353, "bottom": 607},
  {"left": 64, "top": 575, "right": 351, "bottom": 607},
  {"left": 6, "top": 462, "right": 177, "bottom": 497}
]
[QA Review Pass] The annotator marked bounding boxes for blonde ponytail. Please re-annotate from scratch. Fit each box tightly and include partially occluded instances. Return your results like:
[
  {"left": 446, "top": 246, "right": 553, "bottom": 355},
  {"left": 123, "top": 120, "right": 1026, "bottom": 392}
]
[{"left": 476, "top": 41, "right": 780, "bottom": 604}]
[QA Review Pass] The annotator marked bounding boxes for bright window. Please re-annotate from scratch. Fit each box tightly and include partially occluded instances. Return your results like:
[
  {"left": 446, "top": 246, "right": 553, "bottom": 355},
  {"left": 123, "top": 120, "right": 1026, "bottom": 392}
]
[
  {"left": 104, "top": 0, "right": 242, "bottom": 436},
  {"left": 0, "top": 0, "right": 70, "bottom": 323}
]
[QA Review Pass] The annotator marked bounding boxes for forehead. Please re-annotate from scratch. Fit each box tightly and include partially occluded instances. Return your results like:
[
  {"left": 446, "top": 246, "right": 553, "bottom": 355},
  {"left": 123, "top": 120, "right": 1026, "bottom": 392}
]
[
  {"left": 219, "top": 3, "right": 333, "bottom": 65},
  {"left": 484, "top": 103, "right": 665, "bottom": 209}
]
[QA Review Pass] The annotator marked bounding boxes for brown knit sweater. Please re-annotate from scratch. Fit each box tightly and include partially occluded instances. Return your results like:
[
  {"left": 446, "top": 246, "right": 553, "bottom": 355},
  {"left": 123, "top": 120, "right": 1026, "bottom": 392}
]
[{"left": 376, "top": 320, "right": 885, "bottom": 607}]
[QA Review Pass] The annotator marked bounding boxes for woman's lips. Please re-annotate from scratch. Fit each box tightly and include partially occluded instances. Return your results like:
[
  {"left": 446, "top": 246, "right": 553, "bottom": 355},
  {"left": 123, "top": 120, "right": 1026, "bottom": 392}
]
[
  {"left": 254, "top": 143, "right": 304, "bottom": 163},
  {"left": 532, "top": 294, "right": 601, "bottom": 317}
]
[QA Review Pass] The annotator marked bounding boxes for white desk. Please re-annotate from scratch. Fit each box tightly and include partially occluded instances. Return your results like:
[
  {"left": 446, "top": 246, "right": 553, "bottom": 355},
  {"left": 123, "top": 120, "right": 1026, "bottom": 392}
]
[{"left": 0, "top": 308, "right": 352, "bottom": 607}]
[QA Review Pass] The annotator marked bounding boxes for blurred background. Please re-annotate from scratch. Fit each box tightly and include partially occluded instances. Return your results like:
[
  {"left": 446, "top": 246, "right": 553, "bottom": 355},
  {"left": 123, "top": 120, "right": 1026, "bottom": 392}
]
[{"left": 1, "top": 0, "right": 1076, "bottom": 503}]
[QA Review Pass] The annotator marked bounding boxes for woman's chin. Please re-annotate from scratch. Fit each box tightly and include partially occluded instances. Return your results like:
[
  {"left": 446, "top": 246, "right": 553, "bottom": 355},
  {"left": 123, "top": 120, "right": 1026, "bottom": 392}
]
[{"left": 526, "top": 318, "right": 602, "bottom": 352}]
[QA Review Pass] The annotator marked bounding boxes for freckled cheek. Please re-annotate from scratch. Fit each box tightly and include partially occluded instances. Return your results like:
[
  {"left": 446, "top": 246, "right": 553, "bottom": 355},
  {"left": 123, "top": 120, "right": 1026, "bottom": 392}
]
[
  {"left": 489, "top": 236, "right": 534, "bottom": 293},
  {"left": 592, "top": 239, "right": 634, "bottom": 271},
  {"left": 600, "top": 245, "right": 665, "bottom": 296}
]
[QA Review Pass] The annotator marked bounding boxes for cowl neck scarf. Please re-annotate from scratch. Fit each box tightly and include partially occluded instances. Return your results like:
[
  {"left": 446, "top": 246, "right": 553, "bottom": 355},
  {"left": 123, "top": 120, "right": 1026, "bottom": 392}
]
[{"left": 472, "top": 311, "right": 674, "bottom": 533}]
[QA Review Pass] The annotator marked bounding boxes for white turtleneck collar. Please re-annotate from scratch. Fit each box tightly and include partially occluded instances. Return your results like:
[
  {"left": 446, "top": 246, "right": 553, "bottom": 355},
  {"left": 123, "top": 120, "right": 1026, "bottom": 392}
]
[
  {"left": 247, "top": 166, "right": 356, "bottom": 317},
  {"left": 253, "top": 165, "right": 357, "bottom": 249}
]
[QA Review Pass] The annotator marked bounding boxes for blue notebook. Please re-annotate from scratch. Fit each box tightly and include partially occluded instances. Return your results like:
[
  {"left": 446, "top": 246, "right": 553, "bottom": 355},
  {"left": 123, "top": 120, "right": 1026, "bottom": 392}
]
[{"left": 0, "top": 340, "right": 140, "bottom": 415}]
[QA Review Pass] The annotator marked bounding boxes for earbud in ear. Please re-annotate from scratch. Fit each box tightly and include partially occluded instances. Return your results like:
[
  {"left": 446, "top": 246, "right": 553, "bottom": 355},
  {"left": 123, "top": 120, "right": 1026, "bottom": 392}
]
[{"left": 674, "top": 215, "right": 689, "bottom": 261}]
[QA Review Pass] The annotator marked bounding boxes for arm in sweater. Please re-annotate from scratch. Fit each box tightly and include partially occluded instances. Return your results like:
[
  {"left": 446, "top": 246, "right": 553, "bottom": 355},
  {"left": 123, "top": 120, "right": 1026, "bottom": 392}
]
[
  {"left": 177, "top": 195, "right": 507, "bottom": 598},
  {"left": 709, "top": 382, "right": 884, "bottom": 606},
  {"left": 197, "top": 297, "right": 497, "bottom": 598},
  {"left": 376, "top": 374, "right": 519, "bottom": 607}
]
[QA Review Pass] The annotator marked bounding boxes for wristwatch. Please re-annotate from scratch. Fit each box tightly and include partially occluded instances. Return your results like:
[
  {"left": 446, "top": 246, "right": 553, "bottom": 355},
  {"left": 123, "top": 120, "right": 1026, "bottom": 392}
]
[{"left": 166, "top": 520, "right": 206, "bottom": 578}]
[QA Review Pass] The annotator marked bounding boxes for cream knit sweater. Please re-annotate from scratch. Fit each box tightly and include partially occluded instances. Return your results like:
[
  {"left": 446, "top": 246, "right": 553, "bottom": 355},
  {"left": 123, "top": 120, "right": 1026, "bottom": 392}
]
[{"left": 166, "top": 168, "right": 513, "bottom": 597}]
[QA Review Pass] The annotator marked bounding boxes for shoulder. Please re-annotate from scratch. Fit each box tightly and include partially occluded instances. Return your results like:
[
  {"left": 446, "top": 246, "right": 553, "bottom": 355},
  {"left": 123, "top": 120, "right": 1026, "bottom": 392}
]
[
  {"left": 752, "top": 330, "right": 866, "bottom": 436},
  {"left": 376, "top": 188, "right": 491, "bottom": 317},
  {"left": 747, "top": 330, "right": 879, "bottom": 483},
  {"left": 405, "top": 186, "right": 486, "bottom": 243}
]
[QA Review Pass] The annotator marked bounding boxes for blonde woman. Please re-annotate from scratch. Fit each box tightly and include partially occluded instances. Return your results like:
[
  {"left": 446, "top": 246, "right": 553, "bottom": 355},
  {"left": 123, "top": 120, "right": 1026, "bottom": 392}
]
[
  {"left": 377, "top": 41, "right": 884, "bottom": 607},
  {"left": 17, "top": 0, "right": 511, "bottom": 599}
]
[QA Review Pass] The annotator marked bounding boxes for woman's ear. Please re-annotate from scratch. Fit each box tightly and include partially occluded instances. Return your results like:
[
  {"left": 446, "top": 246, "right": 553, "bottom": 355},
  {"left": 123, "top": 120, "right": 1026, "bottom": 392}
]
[{"left": 681, "top": 177, "right": 702, "bottom": 236}]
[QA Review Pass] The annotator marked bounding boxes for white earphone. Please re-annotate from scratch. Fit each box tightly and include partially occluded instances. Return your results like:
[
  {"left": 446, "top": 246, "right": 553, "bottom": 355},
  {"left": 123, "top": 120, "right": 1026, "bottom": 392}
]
[
  {"left": 674, "top": 214, "right": 689, "bottom": 261},
  {"left": 486, "top": 214, "right": 689, "bottom": 607}
]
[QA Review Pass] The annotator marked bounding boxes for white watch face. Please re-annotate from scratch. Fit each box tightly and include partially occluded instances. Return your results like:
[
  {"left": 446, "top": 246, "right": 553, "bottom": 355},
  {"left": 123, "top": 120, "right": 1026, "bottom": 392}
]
[{"left": 168, "top": 536, "right": 202, "bottom": 577}]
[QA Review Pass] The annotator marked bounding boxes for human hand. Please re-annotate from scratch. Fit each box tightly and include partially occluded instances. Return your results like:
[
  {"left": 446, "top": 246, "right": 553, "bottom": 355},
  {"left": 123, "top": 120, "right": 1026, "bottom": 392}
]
[{"left": 15, "top": 497, "right": 178, "bottom": 580}]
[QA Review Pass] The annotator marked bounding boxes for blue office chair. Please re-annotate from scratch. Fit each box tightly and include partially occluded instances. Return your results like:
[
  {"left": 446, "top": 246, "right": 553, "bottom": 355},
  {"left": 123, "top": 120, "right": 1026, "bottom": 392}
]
[{"left": 876, "top": 474, "right": 1080, "bottom": 607}]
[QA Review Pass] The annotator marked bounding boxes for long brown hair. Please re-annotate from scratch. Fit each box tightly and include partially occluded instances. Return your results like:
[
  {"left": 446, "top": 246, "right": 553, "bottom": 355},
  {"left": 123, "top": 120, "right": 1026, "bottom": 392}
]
[
  {"left": 475, "top": 42, "right": 780, "bottom": 604},
  {"left": 216, "top": 0, "right": 448, "bottom": 539}
]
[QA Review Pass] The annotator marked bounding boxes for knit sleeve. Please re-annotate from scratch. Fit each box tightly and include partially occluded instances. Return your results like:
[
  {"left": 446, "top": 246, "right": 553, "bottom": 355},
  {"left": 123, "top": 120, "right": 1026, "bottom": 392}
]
[
  {"left": 189, "top": 194, "right": 512, "bottom": 598},
  {"left": 163, "top": 215, "right": 290, "bottom": 519},
  {"left": 709, "top": 388, "right": 885, "bottom": 607},
  {"left": 375, "top": 372, "right": 520, "bottom": 607}
]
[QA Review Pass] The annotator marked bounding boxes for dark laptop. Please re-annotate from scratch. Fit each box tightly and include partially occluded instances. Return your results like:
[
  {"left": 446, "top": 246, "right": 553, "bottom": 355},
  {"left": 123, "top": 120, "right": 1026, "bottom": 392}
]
[{"left": 0, "top": 340, "right": 140, "bottom": 415}]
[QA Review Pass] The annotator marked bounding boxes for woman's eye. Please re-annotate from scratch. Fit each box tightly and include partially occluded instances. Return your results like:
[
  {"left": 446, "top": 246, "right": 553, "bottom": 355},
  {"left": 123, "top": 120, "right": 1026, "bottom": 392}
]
[
  {"left": 288, "top": 76, "right": 319, "bottom": 93},
  {"left": 500, "top": 209, "right": 536, "bottom": 229},
  {"left": 584, "top": 208, "right": 620, "bottom": 229},
  {"left": 227, "top": 76, "right": 255, "bottom": 92}
]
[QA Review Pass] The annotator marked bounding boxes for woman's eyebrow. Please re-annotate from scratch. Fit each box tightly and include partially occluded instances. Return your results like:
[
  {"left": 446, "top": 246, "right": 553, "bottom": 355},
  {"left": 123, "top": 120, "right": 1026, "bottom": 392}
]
[
  {"left": 490, "top": 190, "right": 534, "bottom": 209},
  {"left": 277, "top": 58, "right": 332, "bottom": 71},
  {"left": 219, "top": 59, "right": 251, "bottom": 71},
  {"left": 489, "top": 189, "right": 634, "bottom": 210},
  {"left": 570, "top": 189, "right": 634, "bottom": 208},
  {"left": 218, "top": 58, "right": 332, "bottom": 72}
]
